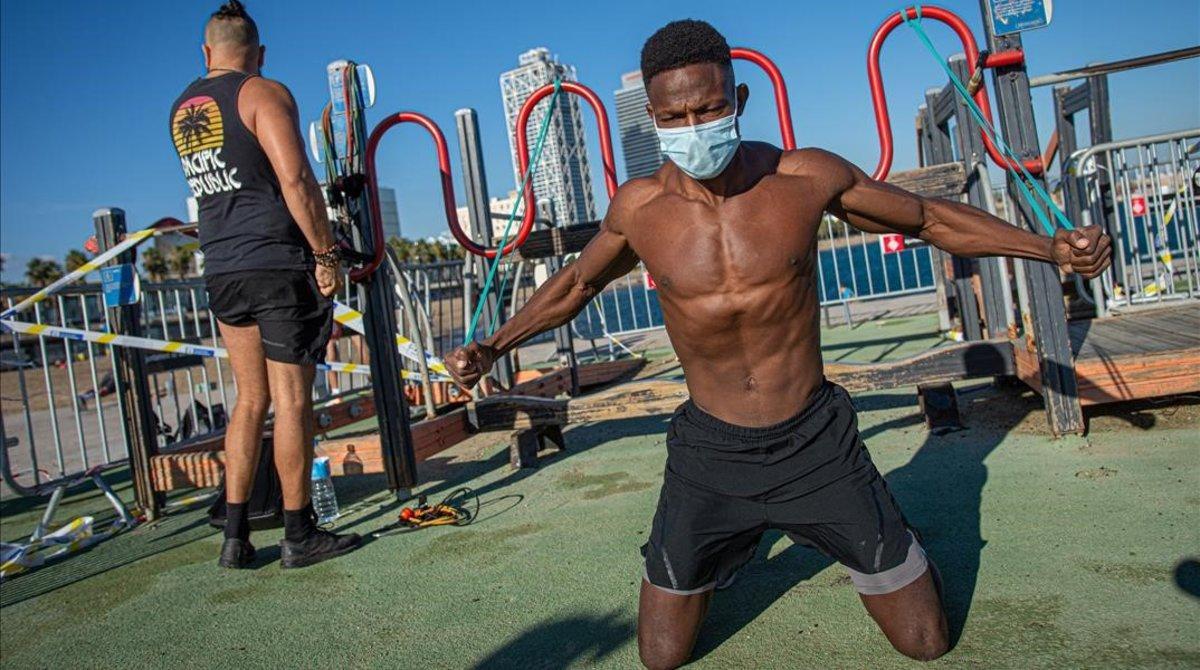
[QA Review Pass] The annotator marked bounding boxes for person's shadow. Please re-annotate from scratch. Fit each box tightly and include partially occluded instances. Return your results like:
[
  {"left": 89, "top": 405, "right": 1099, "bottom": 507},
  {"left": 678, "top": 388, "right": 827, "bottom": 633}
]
[
  {"left": 471, "top": 609, "right": 634, "bottom": 669},
  {"left": 693, "top": 387, "right": 1020, "bottom": 659}
]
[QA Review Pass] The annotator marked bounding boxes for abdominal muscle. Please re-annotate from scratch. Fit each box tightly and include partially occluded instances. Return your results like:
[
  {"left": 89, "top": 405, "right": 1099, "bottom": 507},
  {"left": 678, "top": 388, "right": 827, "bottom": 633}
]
[{"left": 659, "top": 280, "right": 826, "bottom": 428}]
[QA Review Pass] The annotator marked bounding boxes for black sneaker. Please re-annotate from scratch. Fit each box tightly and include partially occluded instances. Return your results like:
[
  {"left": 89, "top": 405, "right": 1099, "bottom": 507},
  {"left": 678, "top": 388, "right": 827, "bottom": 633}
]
[
  {"left": 279, "top": 528, "right": 362, "bottom": 569},
  {"left": 218, "top": 538, "right": 256, "bottom": 569}
]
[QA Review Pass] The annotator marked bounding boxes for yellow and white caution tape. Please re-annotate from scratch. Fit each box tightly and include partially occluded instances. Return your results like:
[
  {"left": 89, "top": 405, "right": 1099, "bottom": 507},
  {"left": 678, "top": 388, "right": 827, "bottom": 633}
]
[
  {"left": 0, "top": 217, "right": 450, "bottom": 383},
  {"left": 332, "top": 301, "right": 448, "bottom": 376},
  {"left": 1, "top": 222, "right": 195, "bottom": 320},
  {"left": 0, "top": 516, "right": 123, "bottom": 580},
  {"left": 0, "top": 318, "right": 458, "bottom": 381},
  {"left": 0, "top": 317, "right": 450, "bottom": 382}
]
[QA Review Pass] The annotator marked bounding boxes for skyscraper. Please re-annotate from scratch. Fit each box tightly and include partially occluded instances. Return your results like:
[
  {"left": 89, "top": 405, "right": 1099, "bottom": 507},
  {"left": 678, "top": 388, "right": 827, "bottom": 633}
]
[
  {"left": 614, "top": 71, "right": 663, "bottom": 180},
  {"left": 500, "top": 48, "right": 597, "bottom": 226}
]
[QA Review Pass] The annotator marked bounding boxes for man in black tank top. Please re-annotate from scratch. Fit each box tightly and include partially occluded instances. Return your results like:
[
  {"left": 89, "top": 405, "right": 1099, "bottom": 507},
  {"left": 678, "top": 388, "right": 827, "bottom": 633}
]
[{"left": 169, "top": 1, "right": 359, "bottom": 569}]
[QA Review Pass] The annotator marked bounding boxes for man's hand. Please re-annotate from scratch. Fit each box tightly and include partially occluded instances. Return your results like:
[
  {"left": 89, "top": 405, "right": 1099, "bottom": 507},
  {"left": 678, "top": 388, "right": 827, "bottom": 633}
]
[
  {"left": 1051, "top": 226, "right": 1112, "bottom": 279},
  {"left": 445, "top": 342, "right": 496, "bottom": 391},
  {"left": 315, "top": 264, "right": 343, "bottom": 298}
]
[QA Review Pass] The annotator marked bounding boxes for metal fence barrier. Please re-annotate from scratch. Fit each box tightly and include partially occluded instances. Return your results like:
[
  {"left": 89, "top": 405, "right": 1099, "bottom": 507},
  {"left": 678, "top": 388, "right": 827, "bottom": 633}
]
[
  {"left": 397, "top": 215, "right": 940, "bottom": 361},
  {"left": 0, "top": 266, "right": 394, "bottom": 496},
  {"left": 1066, "top": 129, "right": 1200, "bottom": 316}
]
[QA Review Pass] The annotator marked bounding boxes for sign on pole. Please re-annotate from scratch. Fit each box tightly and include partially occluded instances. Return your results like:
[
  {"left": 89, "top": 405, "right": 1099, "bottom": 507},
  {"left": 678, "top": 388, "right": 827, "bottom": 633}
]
[
  {"left": 880, "top": 233, "right": 907, "bottom": 254},
  {"left": 644, "top": 271, "right": 658, "bottom": 291},
  {"left": 101, "top": 264, "right": 140, "bottom": 307},
  {"left": 987, "top": 0, "right": 1053, "bottom": 36},
  {"left": 1130, "top": 194, "right": 1147, "bottom": 218}
]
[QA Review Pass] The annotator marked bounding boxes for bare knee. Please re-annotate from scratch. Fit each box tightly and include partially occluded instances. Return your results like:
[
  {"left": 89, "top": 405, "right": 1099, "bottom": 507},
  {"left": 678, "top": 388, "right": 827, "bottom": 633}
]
[
  {"left": 638, "top": 639, "right": 692, "bottom": 670},
  {"left": 636, "top": 585, "right": 706, "bottom": 670},
  {"left": 891, "top": 622, "right": 950, "bottom": 662},
  {"left": 270, "top": 387, "right": 311, "bottom": 417},
  {"left": 234, "top": 390, "right": 270, "bottom": 421}
]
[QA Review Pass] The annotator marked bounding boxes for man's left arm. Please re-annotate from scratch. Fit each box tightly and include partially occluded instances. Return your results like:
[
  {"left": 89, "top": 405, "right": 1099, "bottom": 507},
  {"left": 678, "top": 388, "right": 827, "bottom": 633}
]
[
  {"left": 245, "top": 77, "right": 343, "bottom": 297},
  {"left": 808, "top": 149, "right": 1111, "bottom": 278}
]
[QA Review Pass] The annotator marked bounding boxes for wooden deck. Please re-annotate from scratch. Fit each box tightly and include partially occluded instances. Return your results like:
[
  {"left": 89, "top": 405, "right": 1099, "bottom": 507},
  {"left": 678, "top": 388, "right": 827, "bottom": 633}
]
[{"left": 1015, "top": 303, "right": 1200, "bottom": 406}]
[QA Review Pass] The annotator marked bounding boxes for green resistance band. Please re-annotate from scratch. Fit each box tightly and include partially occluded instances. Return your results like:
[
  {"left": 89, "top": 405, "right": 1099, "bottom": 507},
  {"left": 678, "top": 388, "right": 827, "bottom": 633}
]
[
  {"left": 463, "top": 78, "right": 564, "bottom": 345},
  {"left": 900, "top": 5, "right": 1074, "bottom": 236}
]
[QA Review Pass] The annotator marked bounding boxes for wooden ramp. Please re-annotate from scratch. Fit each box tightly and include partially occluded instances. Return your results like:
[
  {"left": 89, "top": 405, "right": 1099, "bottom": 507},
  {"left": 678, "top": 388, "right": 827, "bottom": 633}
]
[{"left": 1014, "top": 303, "right": 1200, "bottom": 405}]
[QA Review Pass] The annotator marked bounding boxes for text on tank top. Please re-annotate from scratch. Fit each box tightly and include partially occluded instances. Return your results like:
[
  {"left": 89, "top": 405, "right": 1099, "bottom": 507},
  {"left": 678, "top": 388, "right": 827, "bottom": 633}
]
[{"left": 169, "top": 72, "right": 312, "bottom": 276}]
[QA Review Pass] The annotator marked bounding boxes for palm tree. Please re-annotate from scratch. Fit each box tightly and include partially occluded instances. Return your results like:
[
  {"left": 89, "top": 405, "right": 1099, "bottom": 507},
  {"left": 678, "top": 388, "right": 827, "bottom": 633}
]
[
  {"left": 168, "top": 246, "right": 194, "bottom": 279},
  {"left": 64, "top": 249, "right": 89, "bottom": 273},
  {"left": 176, "top": 104, "right": 212, "bottom": 152},
  {"left": 26, "top": 257, "right": 63, "bottom": 287},
  {"left": 141, "top": 247, "right": 169, "bottom": 283}
]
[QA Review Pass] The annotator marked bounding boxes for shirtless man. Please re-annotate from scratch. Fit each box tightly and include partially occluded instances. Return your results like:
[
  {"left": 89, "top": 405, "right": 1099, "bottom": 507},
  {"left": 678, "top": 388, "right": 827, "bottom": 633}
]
[{"left": 446, "top": 20, "right": 1110, "bottom": 668}]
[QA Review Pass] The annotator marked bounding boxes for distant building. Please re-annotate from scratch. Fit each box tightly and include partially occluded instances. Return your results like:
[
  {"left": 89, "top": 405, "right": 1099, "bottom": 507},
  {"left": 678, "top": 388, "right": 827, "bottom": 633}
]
[
  {"left": 456, "top": 190, "right": 522, "bottom": 243},
  {"left": 614, "top": 71, "right": 663, "bottom": 179},
  {"left": 500, "top": 48, "right": 598, "bottom": 226},
  {"left": 376, "top": 187, "right": 401, "bottom": 241}
]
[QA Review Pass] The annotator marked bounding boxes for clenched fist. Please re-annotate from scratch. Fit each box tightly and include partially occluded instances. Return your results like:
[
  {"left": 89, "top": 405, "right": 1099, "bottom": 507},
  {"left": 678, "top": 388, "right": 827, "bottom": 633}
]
[
  {"left": 445, "top": 341, "right": 497, "bottom": 391},
  {"left": 315, "top": 264, "right": 343, "bottom": 298},
  {"left": 1051, "top": 226, "right": 1112, "bottom": 279}
]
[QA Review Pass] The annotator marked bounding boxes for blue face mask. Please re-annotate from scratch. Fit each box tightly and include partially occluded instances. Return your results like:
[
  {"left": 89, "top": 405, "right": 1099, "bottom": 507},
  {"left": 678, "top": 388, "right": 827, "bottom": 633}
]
[{"left": 655, "top": 112, "right": 741, "bottom": 180}]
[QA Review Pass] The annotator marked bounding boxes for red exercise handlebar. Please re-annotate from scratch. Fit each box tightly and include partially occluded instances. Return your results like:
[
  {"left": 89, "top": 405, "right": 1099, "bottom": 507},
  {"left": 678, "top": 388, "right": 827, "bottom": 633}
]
[
  {"left": 359, "top": 112, "right": 474, "bottom": 280},
  {"left": 867, "top": 5, "right": 1040, "bottom": 180},
  {"left": 512, "top": 81, "right": 618, "bottom": 257},
  {"left": 730, "top": 47, "right": 796, "bottom": 151}
]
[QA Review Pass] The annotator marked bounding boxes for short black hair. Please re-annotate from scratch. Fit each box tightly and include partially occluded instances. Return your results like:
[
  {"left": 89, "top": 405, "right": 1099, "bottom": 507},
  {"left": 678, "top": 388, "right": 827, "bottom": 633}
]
[
  {"left": 640, "top": 19, "right": 731, "bottom": 84},
  {"left": 206, "top": 0, "right": 259, "bottom": 47}
]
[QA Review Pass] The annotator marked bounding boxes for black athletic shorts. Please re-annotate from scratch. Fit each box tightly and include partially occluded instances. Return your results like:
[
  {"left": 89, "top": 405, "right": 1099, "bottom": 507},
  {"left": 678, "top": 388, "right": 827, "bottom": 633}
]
[
  {"left": 642, "top": 381, "right": 927, "bottom": 596},
  {"left": 205, "top": 270, "right": 332, "bottom": 366}
]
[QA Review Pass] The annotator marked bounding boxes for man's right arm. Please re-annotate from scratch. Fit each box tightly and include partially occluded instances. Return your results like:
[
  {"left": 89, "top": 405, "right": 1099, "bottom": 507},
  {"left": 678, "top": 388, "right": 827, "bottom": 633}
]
[{"left": 446, "top": 190, "right": 640, "bottom": 389}]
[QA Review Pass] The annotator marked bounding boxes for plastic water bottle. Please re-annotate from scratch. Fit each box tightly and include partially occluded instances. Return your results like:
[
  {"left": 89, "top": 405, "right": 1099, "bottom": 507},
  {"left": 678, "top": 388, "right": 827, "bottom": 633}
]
[{"left": 311, "top": 456, "right": 340, "bottom": 524}]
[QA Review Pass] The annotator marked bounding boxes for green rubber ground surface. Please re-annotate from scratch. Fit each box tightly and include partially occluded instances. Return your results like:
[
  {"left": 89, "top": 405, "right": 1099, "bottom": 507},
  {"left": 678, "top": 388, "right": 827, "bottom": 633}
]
[{"left": 2, "top": 315, "right": 1197, "bottom": 668}]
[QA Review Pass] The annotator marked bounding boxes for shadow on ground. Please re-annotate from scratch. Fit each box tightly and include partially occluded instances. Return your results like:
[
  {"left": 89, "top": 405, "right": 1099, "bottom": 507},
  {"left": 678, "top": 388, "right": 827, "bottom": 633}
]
[
  {"left": 471, "top": 609, "right": 634, "bottom": 669},
  {"left": 687, "top": 388, "right": 1011, "bottom": 661},
  {"left": 335, "top": 415, "right": 672, "bottom": 536}
]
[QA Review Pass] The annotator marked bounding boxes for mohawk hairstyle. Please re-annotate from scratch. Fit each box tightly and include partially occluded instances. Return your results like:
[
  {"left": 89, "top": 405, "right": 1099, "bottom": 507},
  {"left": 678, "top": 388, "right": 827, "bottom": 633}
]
[
  {"left": 640, "top": 19, "right": 732, "bottom": 84},
  {"left": 206, "top": 0, "right": 259, "bottom": 47}
]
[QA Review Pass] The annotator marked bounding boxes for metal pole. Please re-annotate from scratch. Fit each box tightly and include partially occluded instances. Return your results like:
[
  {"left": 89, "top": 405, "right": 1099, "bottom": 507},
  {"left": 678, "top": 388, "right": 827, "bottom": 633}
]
[
  {"left": 1029, "top": 45, "right": 1200, "bottom": 88},
  {"left": 951, "top": 55, "right": 1010, "bottom": 338},
  {"left": 922, "top": 89, "right": 981, "bottom": 339},
  {"left": 93, "top": 207, "right": 162, "bottom": 517},
  {"left": 538, "top": 198, "right": 580, "bottom": 396},
  {"left": 978, "top": 3, "right": 1083, "bottom": 435},
  {"left": 455, "top": 108, "right": 514, "bottom": 388}
]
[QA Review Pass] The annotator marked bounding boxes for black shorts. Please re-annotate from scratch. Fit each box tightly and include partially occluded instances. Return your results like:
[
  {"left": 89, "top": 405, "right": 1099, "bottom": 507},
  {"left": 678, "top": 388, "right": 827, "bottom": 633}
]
[
  {"left": 205, "top": 270, "right": 332, "bottom": 365},
  {"left": 642, "top": 381, "right": 927, "bottom": 596}
]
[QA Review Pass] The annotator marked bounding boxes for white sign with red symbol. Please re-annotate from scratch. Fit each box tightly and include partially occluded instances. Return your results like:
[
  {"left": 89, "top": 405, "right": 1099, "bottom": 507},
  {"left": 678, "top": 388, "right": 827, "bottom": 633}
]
[
  {"left": 644, "top": 271, "right": 657, "bottom": 291},
  {"left": 880, "top": 233, "right": 907, "bottom": 254},
  {"left": 1130, "top": 194, "right": 1147, "bottom": 218}
]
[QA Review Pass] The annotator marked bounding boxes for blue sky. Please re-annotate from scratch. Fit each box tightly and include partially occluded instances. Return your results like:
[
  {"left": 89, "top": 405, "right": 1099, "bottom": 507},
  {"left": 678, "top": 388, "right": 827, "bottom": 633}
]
[{"left": 1, "top": 0, "right": 1197, "bottom": 282}]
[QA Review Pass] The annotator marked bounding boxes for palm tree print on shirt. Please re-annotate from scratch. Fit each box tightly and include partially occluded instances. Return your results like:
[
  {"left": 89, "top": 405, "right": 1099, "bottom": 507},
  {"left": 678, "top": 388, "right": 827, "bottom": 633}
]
[{"left": 172, "top": 96, "right": 223, "bottom": 155}]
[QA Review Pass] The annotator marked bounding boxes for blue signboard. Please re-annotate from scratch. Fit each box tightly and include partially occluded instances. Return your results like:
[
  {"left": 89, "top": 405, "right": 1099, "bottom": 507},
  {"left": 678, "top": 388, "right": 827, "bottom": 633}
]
[
  {"left": 101, "top": 264, "right": 140, "bottom": 307},
  {"left": 988, "top": 0, "right": 1052, "bottom": 36}
]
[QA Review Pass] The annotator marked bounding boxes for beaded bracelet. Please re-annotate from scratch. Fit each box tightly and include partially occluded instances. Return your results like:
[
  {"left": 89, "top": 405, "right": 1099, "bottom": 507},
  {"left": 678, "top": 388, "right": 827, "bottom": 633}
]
[{"left": 313, "top": 244, "right": 342, "bottom": 269}]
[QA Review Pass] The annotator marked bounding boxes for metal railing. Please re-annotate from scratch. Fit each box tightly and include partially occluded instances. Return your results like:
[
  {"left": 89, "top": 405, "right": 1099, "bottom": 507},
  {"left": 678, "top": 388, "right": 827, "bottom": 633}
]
[
  {"left": 3, "top": 286, "right": 121, "bottom": 494},
  {"left": 0, "top": 267, "right": 388, "bottom": 496},
  {"left": 1066, "top": 129, "right": 1200, "bottom": 315},
  {"left": 432, "top": 214, "right": 941, "bottom": 350},
  {"left": 568, "top": 216, "right": 939, "bottom": 340}
]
